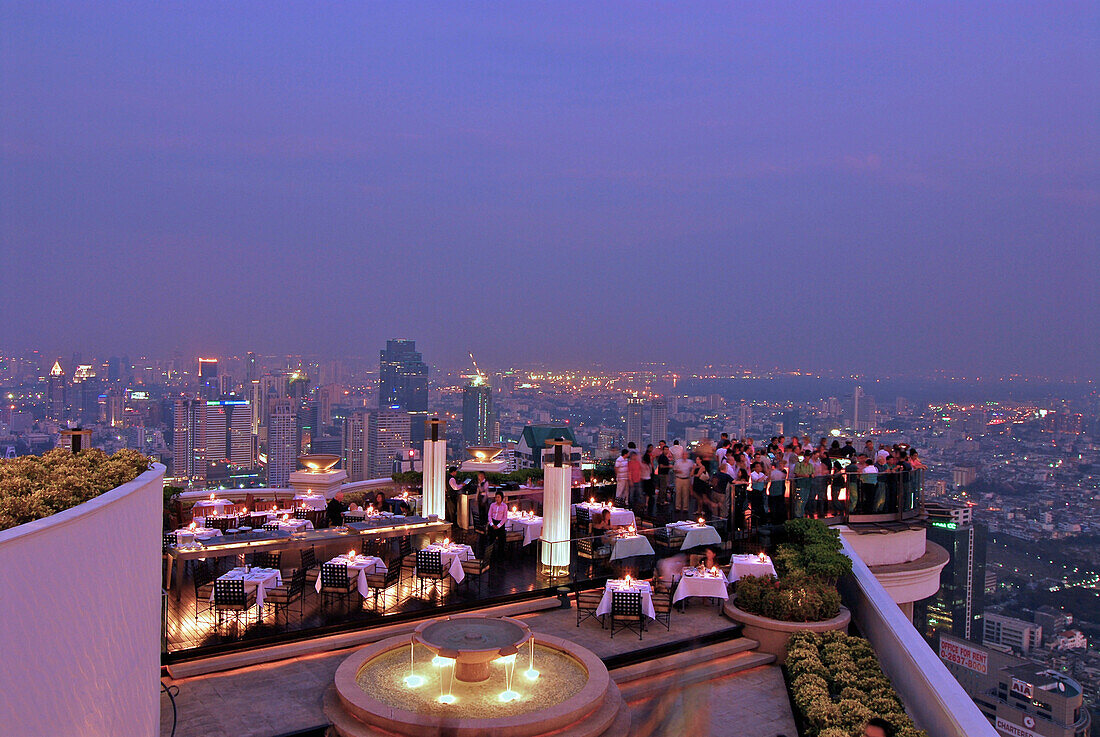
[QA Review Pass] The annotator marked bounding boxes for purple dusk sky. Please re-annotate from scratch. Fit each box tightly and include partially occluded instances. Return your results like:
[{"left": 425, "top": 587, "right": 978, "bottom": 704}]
[{"left": 1, "top": 3, "right": 1097, "bottom": 378}]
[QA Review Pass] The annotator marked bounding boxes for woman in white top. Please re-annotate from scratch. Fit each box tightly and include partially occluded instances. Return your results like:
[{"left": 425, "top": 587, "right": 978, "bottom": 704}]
[{"left": 486, "top": 491, "right": 508, "bottom": 558}]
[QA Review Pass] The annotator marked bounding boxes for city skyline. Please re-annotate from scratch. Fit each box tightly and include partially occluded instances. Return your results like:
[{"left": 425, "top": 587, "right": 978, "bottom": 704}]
[{"left": 2, "top": 3, "right": 1097, "bottom": 378}]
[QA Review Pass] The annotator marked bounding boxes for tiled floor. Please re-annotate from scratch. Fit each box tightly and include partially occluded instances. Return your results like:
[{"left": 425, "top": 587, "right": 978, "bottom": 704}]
[{"left": 160, "top": 601, "right": 794, "bottom": 737}]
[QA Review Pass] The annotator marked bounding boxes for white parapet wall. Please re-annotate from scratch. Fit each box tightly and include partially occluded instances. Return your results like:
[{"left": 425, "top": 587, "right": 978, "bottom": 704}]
[
  {"left": 0, "top": 462, "right": 166, "bottom": 737},
  {"left": 839, "top": 537, "right": 999, "bottom": 737}
]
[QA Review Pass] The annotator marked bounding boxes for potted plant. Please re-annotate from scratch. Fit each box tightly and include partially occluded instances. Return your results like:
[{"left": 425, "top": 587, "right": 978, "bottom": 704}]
[{"left": 724, "top": 519, "right": 852, "bottom": 662}]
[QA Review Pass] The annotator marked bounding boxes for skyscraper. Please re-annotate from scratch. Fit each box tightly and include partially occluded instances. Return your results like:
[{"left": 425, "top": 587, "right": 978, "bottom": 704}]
[
  {"left": 625, "top": 396, "right": 644, "bottom": 448},
  {"left": 171, "top": 398, "right": 203, "bottom": 479},
  {"left": 649, "top": 397, "right": 668, "bottom": 445},
  {"left": 369, "top": 408, "right": 411, "bottom": 479},
  {"left": 462, "top": 381, "right": 493, "bottom": 448},
  {"left": 171, "top": 397, "right": 253, "bottom": 480},
  {"left": 915, "top": 501, "right": 987, "bottom": 644},
  {"left": 267, "top": 398, "right": 297, "bottom": 488},
  {"left": 198, "top": 358, "right": 219, "bottom": 399},
  {"left": 342, "top": 408, "right": 369, "bottom": 482},
  {"left": 379, "top": 339, "right": 428, "bottom": 443},
  {"left": 46, "top": 360, "right": 66, "bottom": 421}
]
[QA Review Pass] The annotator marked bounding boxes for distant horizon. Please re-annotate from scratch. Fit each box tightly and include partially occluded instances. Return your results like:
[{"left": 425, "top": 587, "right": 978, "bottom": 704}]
[{"left": 2, "top": 4, "right": 1096, "bottom": 379}]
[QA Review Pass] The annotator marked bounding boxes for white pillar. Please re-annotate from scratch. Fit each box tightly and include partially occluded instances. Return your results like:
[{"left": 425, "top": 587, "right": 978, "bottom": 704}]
[
  {"left": 422, "top": 418, "right": 447, "bottom": 520},
  {"left": 540, "top": 439, "right": 572, "bottom": 578}
]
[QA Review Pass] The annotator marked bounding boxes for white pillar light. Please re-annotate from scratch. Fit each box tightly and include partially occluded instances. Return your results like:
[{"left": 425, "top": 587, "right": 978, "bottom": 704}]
[
  {"left": 422, "top": 418, "right": 447, "bottom": 520},
  {"left": 540, "top": 438, "right": 572, "bottom": 578}
]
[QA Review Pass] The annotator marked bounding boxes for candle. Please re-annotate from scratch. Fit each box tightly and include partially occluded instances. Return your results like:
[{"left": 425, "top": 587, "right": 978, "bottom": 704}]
[
  {"left": 589, "top": 497, "right": 595, "bottom": 504},
  {"left": 189, "top": 522, "right": 196, "bottom": 530},
  {"left": 758, "top": 552, "right": 767, "bottom": 562},
  {"left": 697, "top": 517, "right": 705, "bottom": 526},
  {"left": 282, "top": 514, "right": 290, "bottom": 521},
  {"left": 349, "top": 550, "right": 355, "bottom": 559},
  {"left": 512, "top": 505, "right": 518, "bottom": 513},
  {"left": 209, "top": 493, "right": 215, "bottom": 500},
  {"left": 443, "top": 537, "right": 450, "bottom": 547},
  {"left": 241, "top": 508, "right": 248, "bottom": 515}
]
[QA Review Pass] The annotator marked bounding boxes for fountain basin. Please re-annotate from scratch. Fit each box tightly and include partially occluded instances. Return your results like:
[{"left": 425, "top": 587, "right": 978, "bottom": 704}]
[
  {"left": 327, "top": 627, "right": 625, "bottom": 737},
  {"left": 414, "top": 615, "right": 530, "bottom": 682}
]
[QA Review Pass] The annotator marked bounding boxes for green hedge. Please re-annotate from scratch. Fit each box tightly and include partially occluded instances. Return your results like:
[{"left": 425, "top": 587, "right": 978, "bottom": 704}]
[
  {"left": 391, "top": 468, "right": 548, "bottom": 487},
  {"left": 735, "top": 519, "right": 851, "bottom": 623},
  {"left": 786, "top": 630, "right": 927, "bottom": 737},
  {"left": 0, "top": 448, "right": 151, "bottom": 531}
]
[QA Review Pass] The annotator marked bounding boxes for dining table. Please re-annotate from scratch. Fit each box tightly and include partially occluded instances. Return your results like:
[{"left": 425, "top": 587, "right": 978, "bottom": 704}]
[
  {"left": 609, "top": 533, "right": 656, "bottom": 561},
  {"left": 421, "top": 542, "right": 474, "bottom": 583},
  {"left": 315, "top": 553, "right": 387, "bottom": 596},
  {"left": 505, "top": 512, "right": 543, "bottom": 546},
  {"left": 666, "top": 521, "right": 722, "bottom": 550},
  {"left": 574, "top": 502, "right": 635, "bottom": 527},
  {"left": 596, "top": 578, "right": 656, "bottom": 619},
  {"left": 211, "top": 566, "right": 282, "bottom": 608},
  {"left": 727, "top": 553, "right": 777, "bottom": 582},
  {"left": 292, "top": 494, "right": 327, "bottom": 511},
  {"left": 672, "top": 566, "right": 729, "bottom": 605}
]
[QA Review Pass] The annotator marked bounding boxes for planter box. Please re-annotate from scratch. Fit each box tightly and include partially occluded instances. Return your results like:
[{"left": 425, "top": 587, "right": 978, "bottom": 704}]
[{"left": 724, "top": 601, "right": 851, "bottom": 664}]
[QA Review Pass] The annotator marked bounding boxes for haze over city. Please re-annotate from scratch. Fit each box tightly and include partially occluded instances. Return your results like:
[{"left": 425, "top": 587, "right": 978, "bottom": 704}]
[{"left": 2, "top": 3, "right": 1098, "bottom": 378}]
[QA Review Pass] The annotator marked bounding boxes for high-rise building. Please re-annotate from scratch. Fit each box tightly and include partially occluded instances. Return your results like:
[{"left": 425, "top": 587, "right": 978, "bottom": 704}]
[
  {"left": 379, "top": 339, "right": 428, "bottom": 443},
  {"left": 198, "top": 358, "right": 219, "bottom": 399},
  {"left": 267, "top": 398, "right": 297, "bottom": 488},
  {"left": 937, "top": 634, "right": 1090, "bottom": 737},
  {"left": 379, "top": 340, "right": 428, "bottom": 411},
  {"left": 342, "top": 409, "right": 369, "bottom": 482},
  {"left": 369, "top": 408, "right": 411, "bottom": 479},
  {"left": 46, "top": 360, "right": 66, "bottom": 421},
  {"left": 171, "top": 398, "right": 203, "bottom": 479},
  {"left": 72, "top": 365, "right": 100, "bottom": 425},
  {"left": 462, "top": 381, "right": 493, "bottom": 448},
  {"left": 738, "top": 401, "right": 752, "bottom": 438},
  {"left": 203, "top": 399, "right": 253, "bottom": 470},
  {"left": 246, "top": 352, "right": 257, "bottom": 382},
  {"left": 916, "top": 501, "right": 987, "bottom": 643},
  {"left": 983, "top": 613, "right": 1043, "bottom": 655},
  {"left": 625, "top": 396, "right": 644, "bottom": 448},
  {"left": 649, "top": 398, "right": 668, "bottom": 445}
]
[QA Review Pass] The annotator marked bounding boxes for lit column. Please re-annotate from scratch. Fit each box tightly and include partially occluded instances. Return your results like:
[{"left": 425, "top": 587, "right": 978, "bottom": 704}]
[
  {"left": 423, "top": 418, "right": 447, "bottom": 520},
  {"left": 540, "top": 438, "right": 572, "bottom": 578}
]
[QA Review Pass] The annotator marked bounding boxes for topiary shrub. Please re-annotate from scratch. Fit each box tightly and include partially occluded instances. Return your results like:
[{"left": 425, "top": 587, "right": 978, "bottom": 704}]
[{"left": 734, "top": 571, "right": 842, "bottom": 622}]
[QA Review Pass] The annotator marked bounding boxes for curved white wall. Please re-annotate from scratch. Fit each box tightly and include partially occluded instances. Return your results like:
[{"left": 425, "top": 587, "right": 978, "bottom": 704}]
[{"left": 0, "top": 463, "right": 165, "bottom": 737}]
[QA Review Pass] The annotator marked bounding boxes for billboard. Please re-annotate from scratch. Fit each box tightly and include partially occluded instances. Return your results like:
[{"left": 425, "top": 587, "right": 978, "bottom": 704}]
[{"left": 939, "top": 638, "right": 988, "bottom": 674}]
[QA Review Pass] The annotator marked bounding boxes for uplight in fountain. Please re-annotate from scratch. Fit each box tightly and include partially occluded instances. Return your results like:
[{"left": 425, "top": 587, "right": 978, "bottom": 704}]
[
  {"left": 431, "top": 656, "right": 453, "bottom": 668},
  {"left": 524, "top": 669, "right": 540, "bottom": 681},
  {"left": 403, "top": 675, "right": 424, "bottom": 688},
  {"left": 498, "top": 690, "right": 521, "bottom": 703},
  {"left": 437, "top": 694, "right": 456, "bottom": 705}
]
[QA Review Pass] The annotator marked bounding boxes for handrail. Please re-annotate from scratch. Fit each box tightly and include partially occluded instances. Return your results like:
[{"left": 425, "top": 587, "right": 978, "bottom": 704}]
[{"left": 838, "top": 536, "right": 998, "bottom": 737}]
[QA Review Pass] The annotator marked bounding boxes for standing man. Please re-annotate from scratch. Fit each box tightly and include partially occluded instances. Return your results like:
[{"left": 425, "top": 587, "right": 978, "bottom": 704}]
[
  {"left": 627, "top": 449, "right": 644, "bottom": 512},
  {"left": 768, "top": 457, "right": 789, "bottom": 526},
  {"left": 673, "top": 450, "right": 694, "bottom": 518},
  {"left": 614, "top": 449, "right": 630, "bottom": 505},
  {"left": 655, "top": 443, "right": 671, "bottom": 510},
  {"left": 447, "top": 468, "right": 465, "bottom": 522}
]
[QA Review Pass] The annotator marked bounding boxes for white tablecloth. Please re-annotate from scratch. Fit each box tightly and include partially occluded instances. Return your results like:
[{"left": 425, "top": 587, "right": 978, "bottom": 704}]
[
  {"left": 597, "top": 580, "right": 656, "bottom": 619},
  {"left": 173, "top": 528, "right": 221, "bottom": 545},
  {"left": 315, "top": 555, "right": 387, "bottom": 595},
  {"left": 610, "top": 534, "right": 656, "bottom": 561},
  {"left": 193, "top": 499, "right": 232, "bottom": 516},
  {"left": 506, "top": 514, "right": 543, "bottom": 546},
  {"left": 211, "top": 567, "right": 281, "bottom": 608},
  {"left": 270, "top": 518, "right": 313, "bottom": 533},
  {"left": 667, "top": 522, "right": 722, "bottom": 550},
  {"left": 574, "top": 503, "right": 635, "bottom": 527},
  {"left": 422, "top": 543, "right": 473, "bottom": 583},
  {"left": 673, "top": 569, "right": 729, "bottom": 604},
  {"left": 728, "top": 554, "right": 777, "bottom": 582},
  {"left": 293, "top": 494, "right": 327, "bottom": 510}
]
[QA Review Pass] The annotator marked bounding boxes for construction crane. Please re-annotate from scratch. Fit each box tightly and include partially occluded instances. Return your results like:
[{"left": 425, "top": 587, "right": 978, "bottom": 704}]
[{"left": 468, "top": 352, "right": 486, "bottom": 386}]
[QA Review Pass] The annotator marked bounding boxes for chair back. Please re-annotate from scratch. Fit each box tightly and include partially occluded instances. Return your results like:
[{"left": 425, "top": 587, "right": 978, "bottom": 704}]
[
  {"left": 294, "top": 507, "right": 310, "bottom": 519},
  {"left": 383, "top": 565, "right": 401, "bottom": 588},
  {"left": 300, "top": 547, "right": 317, "bottom": 570},
  {"left": 321, "top": 562, "right": 350, "bottom": 590},
  {"left": 612, "top": 590, "right": 642, "bottom": 617},
  {"left": 307, "top": 509, "right": 327, "bottom": 529},
  {"left": 253, "top": 551, "right": 280, "bottom": 570},
  {"left": 416, "top": 549, "right": 443, "bottom": 576},
  {"left": 192, "top": 561, "right": 214, "bottom": 590},
  {"left": 470, "top": 505, "right": 483, "bottom": 528},
  {"left": 577, "top": 537, "right": 594, "bottom": 557},
  {"left": 655, "top": 527, "right": 671, "bottom": 545},
  {"left": 398, "top": 536, "right": 413, "bottom": 559},
  {"left": 482, "top": 543, "right": 496, "bottom": 567},
  {"left": 163, "top": 531, "right": 176, "bottom": 552},
  {"left": 288, "top": 567, "right": 306, "bottom": 596},
  {"left": 209, "top": 516, "right": 238, "bottom": 531},
  {"left": 262, "top": 522, "right": 279, "bottom": 532},
  {"left": 576, "top": 507, "right": 591, "bottom": 528},
  {"left": 214, "top": 578, "right": 247, "bottom": 607}
]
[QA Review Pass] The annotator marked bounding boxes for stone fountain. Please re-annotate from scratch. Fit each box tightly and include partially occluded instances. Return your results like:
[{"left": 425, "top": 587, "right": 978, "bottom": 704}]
[{"left": 324, "top": 614, "right": 628, "bottom": 737}]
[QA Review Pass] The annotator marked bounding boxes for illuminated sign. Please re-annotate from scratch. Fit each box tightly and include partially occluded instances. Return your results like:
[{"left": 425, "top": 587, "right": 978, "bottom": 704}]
[
  {"left": 995, "top": 716, "right": 1039, "bottom": 737},
  {"left": 931, "top": 521, "right": 957, "bottom": 530},
  {"left": 1010, "top": 678, "right": 1034, "bottom": 700},
  {"left": 207, "top": 400, "right": 249, "bottom": 406},
  {"left": 939, "top": 638, "right": 987, "bottom": 674},
  {"left": 129, "top": 391, "right": 149, "bottom": 400}
]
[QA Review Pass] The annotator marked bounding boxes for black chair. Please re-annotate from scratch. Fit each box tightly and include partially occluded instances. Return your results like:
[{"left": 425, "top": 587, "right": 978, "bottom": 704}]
[
  {"left": 266, "top": 567, "right": 306, "bottom": 623},
  {"left": 213, "top": 578, "right": 257, "bottom": 635},
  {"left": 163, "top": 531, "right": 177, "bottom": 553},
  {"left": 208, "top": 516, "right": 238, "bottom": 532},
  {"left": 261, "top": 522, "right": 280, "bottom": 532},
  {"left": 415, "top": 549, "right": 448, "bottom": 598},
  {"left": 192, "top": 561, "right": 215, "bottom": 623},
  {"left": 576, "top": 537, "right": 610, "bottom": 570},
  {"left": 654, "top": 527, "right": 676, "bottom": 555},
  {"left": 575, "top": 507, "right": 591, "bottom": 535},
  {"left": 461, "top": 543, "right": 494, "bottom": 596},
  {"left": 319, "top": 562, "right": 357, "bottom": 610},
  {"left": 397, "top": 536, "right": 417, "bottom": 584},
  {"left": 366, "top": 565, "right": 402, "bottom": 614},
  {"left": 470, "top": 504, "right": 486, "bottom": 533},
  {"left": 651, "top": 583, "right": 673, "bottom": 631},
  {"left": 610, "top": 590, "right": 644, "bottom": 640},
  {"left": 575, "top": 584, "right": 605, "bottom": 628},
  {"left": 251, "top": 551, "right": 281, "bottom": 571},
  {"left": 293, "top": 508, "right": 311, "bottom": 520},
  {"left": 300, "top": 547, "right": 320, "bottom": 585}
]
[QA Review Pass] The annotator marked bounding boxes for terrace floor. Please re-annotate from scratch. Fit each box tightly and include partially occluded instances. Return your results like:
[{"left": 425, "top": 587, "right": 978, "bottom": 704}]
[{"left": 160, "top": 600, "right": 797, "bottom": 737}]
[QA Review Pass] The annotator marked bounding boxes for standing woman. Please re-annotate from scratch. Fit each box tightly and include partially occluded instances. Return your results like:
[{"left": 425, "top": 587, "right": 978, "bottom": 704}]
[
  {"left": 691, "top": 455, "right": 711, "bottom": 517},
  {"left": 641, "top": 445, "right": 656, "bottom": 517},
  {"left": 486, "top": 491, "right": 508, "bottom": 559},
  {"left": 767, "top": 457, "right": 789, "bottom": 526}
]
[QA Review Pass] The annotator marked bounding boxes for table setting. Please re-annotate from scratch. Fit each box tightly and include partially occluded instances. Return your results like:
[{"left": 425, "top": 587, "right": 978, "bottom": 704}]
[
  {"left": 727, "top": 552, "right": 777, "bottom": 583},
  {"left": 421, "top": 539, "right": 474, "bottom": 583},
  {"left": 574, "top": 499, "right": 636, "bottom": 527},
  {"left": 666, "top": 518, "right": 722, "bottom": 550},
  {"left": 673, "top": 564, "right": 729, "bottom": 604},
  {"left": 292, "top": 493, "right": 327, "bottom": 511},
  {"left": 609, "top": 525, "right": 656, "bottom": 561},
  {"left": 211, "top": 566, "right": 282, "bottom": 607},
  {"left": 596, "top": 576, "right": 656, "bottom": 619},
  {"left": 505, "top": 507, "right": 543, "bottom": 546},
  {"left": 316, "top": 551, "right": 387, "bottom": 595}
]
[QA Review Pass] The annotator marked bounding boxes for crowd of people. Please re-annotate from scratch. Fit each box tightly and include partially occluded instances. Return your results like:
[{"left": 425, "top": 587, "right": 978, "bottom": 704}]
[{"left": 612, "top": 433, "right": 925, "bottom": 528}]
